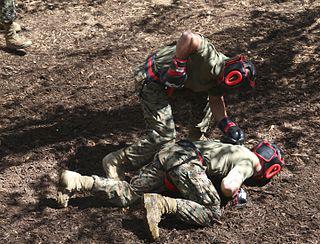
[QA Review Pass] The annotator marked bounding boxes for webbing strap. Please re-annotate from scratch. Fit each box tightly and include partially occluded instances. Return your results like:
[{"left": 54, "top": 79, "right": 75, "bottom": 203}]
[
  {"left": 177, "top": 140, "right": 205, "bottom": 165},
  {"left": 144, "top": 53, "right": 176, "bottom": 96},
  {"left": 145, "top": 54, "right": 160, "bottom": 82}
]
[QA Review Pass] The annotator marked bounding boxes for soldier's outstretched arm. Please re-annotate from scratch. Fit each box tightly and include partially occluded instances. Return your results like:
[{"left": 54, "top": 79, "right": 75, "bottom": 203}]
[{"left": 209, "top": 95, "right": 228, "bottom": 123}]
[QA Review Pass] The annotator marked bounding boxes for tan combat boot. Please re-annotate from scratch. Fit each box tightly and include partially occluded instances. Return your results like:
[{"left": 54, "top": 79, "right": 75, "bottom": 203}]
[
  {"left": 102, "top": 148, "right": 130, "bottom": 180},
  {"left": 0, "top": 22, "right": 21, "bottom": 33},
  {"left": 4, "top": 22, "right": 32, "bottom": 50},
  {"left": 56, "top": 170, "right": 94, "bottom": 208},
  {"left": 143, "top": 193, "right": 177, "bottom": 240}
]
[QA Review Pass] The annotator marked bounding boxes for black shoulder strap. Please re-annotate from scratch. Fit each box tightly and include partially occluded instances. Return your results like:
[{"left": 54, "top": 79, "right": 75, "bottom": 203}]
[{"left": 176, "top": 139, "right": 205, "bottom": 165}]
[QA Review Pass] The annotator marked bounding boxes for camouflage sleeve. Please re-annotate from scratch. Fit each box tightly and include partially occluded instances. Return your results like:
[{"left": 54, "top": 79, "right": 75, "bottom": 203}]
[
  {"left": 223, "top": 159, "right": 255, "bottom": 191},
  {"left": 233, "top": 159, "right": 255, "bottom": 182}
]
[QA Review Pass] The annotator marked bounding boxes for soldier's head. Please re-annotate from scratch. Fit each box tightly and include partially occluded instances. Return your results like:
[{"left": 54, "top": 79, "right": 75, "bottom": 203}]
[
  {"left": 218, "top": 55, "right": 256, "bottom": 94},
  {"left": 244, "top": 140, "right": 285, "bottom": 187}
]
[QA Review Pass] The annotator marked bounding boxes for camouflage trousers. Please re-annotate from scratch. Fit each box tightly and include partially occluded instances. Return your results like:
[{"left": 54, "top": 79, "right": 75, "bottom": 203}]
[
  {"left": 124, "top": 68, "right": 212, "bottom": 169},
  {"left": 92, "top": 145, "right": 221, "bottom": 226},
  {"left": 0, "top": 0, "right": 16, "bottom": 23}
]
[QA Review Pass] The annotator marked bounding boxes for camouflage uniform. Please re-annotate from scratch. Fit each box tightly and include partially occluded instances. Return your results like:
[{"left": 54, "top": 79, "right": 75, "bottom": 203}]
[
  {"left": 126, "top": 35, "right": 229, "bottom": 168},
  {"left": 92, "top": 140, "right": 255, "bottom": 226},
  {"left": 0, "top": 0, "right": 16, "bottom": 23}
]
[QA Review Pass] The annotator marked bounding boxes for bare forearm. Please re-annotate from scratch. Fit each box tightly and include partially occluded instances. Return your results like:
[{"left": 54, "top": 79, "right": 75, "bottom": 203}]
[{"left": 209, "top": 96, "right": 227, "bottom": 123}]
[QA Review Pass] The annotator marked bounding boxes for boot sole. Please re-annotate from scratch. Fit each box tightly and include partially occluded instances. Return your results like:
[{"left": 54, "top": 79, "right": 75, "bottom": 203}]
[
  {"left": 56, "top": 170, "right": 77, "bottom": 208},
  {"left": 143, "top": 194, "right": 160, "bottom": 240},
  {"left": 0, "top": 29, "right": 21, "bottom": 33},
  {"left": 56, "top": 189, "right": 72, "bottom": 208},
  {"left": 6, "top": 42, "right": 32, "bottom": 50}
]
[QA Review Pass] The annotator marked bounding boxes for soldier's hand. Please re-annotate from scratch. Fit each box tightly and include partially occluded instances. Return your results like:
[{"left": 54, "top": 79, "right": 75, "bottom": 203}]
[
  {"left": 161, "top": 56, "right": 187, "bottom": 88},
  {"left": 218, "top": 117, "right": 245, "bottom": 145},
  {"left": 231, "top": 188, "right": 247, "bottom": 208}
]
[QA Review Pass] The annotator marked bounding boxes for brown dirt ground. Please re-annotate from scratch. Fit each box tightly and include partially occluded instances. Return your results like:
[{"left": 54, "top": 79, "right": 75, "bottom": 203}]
[{"left": 0, "top": 0, "right": 320, "bottom": 243}]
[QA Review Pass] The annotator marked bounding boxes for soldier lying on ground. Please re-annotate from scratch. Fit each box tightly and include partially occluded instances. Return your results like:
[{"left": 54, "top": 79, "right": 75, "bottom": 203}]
[
  {"left": 104, "top": 31, "right": 256, "bottom": 180},
  {"left": 57, "top": 139, "right": 284, "bottom": 240}
]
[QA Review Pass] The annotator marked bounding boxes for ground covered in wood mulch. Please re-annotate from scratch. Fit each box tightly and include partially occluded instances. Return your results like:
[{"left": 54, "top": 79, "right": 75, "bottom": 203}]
[{"left": 0, "top": 0, "right": 319, "bottom": 243}]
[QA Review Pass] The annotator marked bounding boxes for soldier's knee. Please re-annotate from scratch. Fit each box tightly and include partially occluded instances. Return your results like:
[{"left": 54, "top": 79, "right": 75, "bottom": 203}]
[
  {"left": 102, "top": 149, "right": 127, "bottom": 167},
  {"left": 160, "top": 128, "right": 176, "bottom": 143},
  {"left": 149, "top": 130, "right": 175, "bottom": 147},
  {"left": 161, "top": 135, "right": 176, "bottom": 145}
]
